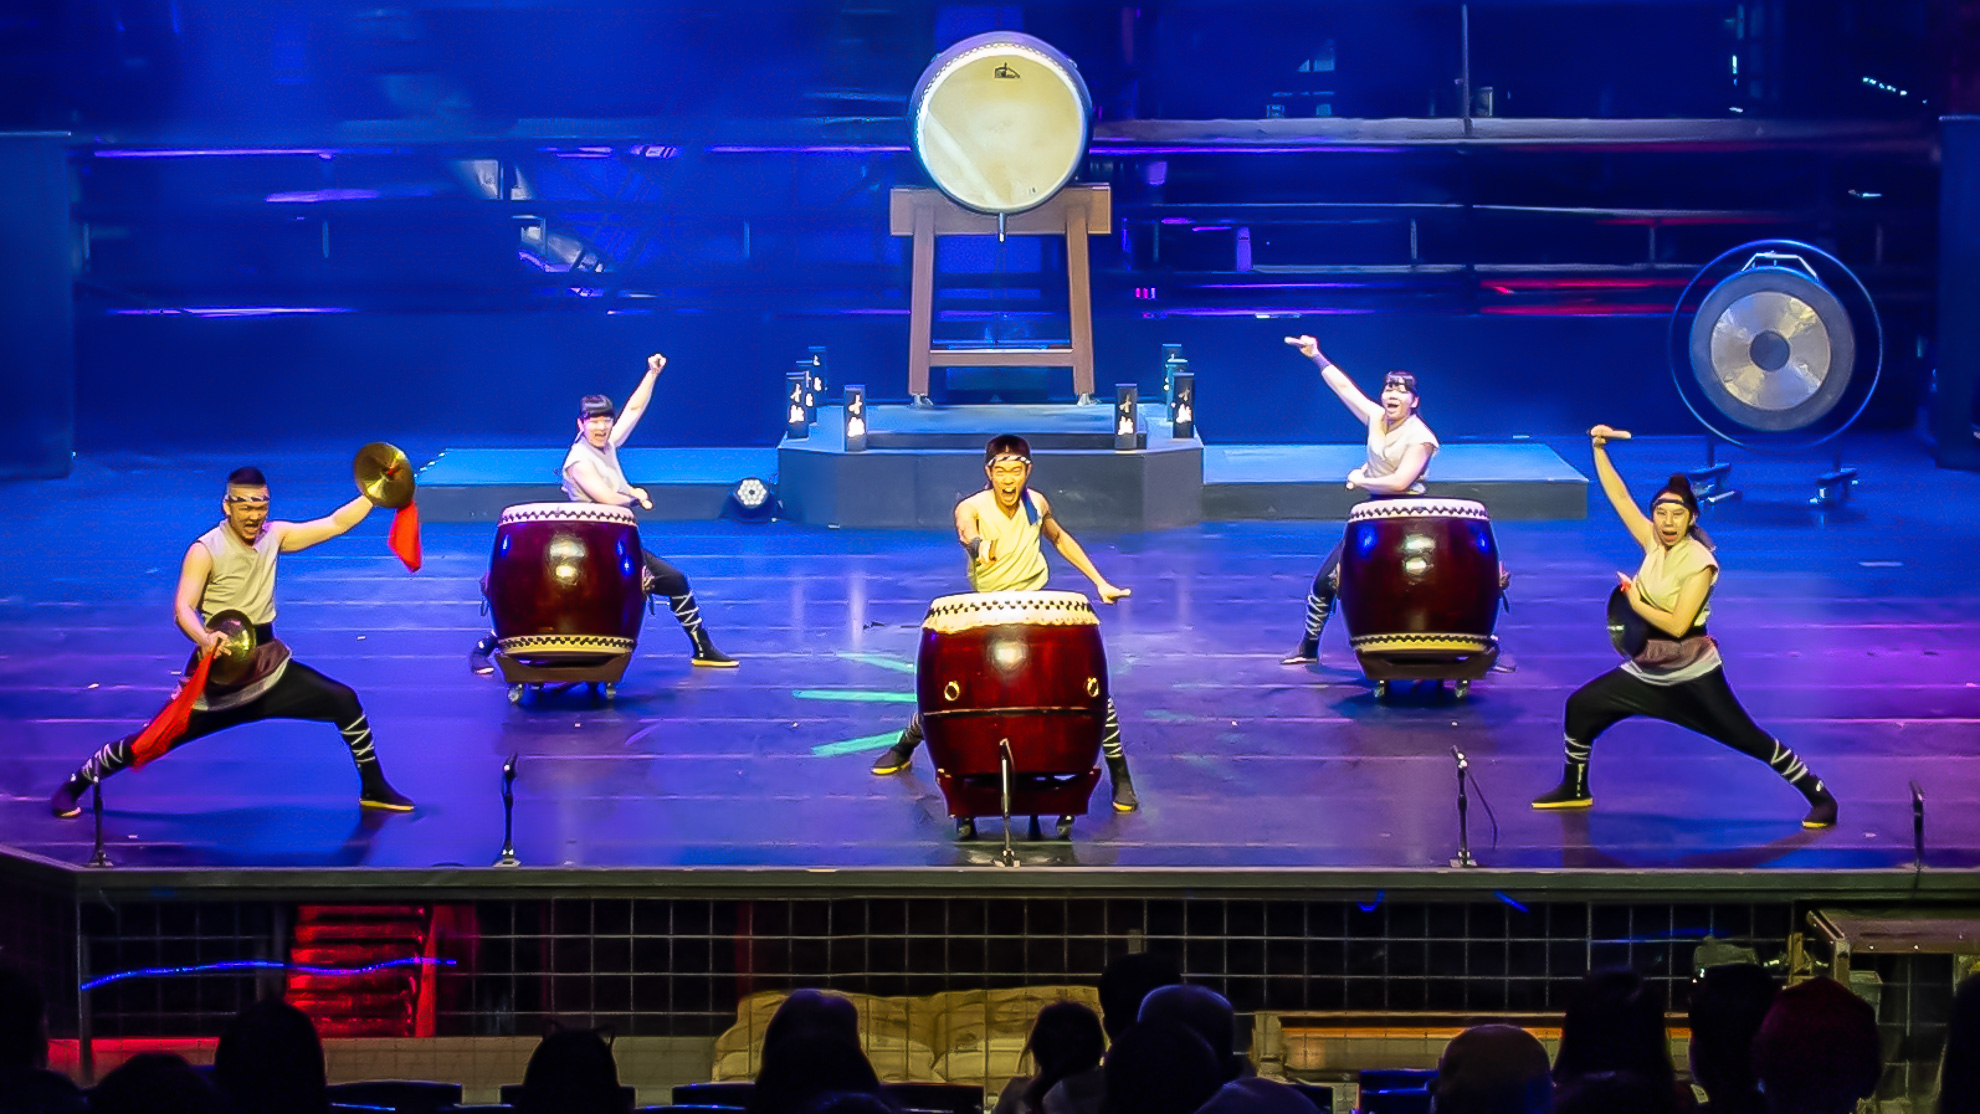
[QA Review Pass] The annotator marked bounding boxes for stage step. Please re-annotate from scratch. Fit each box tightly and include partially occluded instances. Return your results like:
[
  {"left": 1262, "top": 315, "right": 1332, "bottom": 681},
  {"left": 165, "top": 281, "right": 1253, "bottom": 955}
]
[{"left": 288, "top": 905, "right": 433, "bottom": 1040}]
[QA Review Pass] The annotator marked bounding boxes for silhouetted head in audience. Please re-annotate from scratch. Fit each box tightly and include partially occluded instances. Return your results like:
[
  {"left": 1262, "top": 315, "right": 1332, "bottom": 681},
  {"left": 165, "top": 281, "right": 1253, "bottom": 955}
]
[
  {"left": 0, "top": 966, "right": 50, "bottom": 1071},
  {"left": 1554, "top": 1072, "right": 1669, "bottom": 1114},
  {"left": 1098, "top": 953, "right": 1183, "bottom": 1042},
  {"left": 1750, "top": 978, "right": 1881, "bottom": 1114},
  {"left": 749, "top": 991, "right": 882, "bottom": 1114},
  {"left": 1023, "top": 1001, "right": 1106, "bottom": 1114},
  {"left": 1138, "top": 984, "right": 1243, "bottom": 1082},
  {"left": 1942, "top": 973, "right": 1980, "bottom": 1114},
  {"left": 1553, "top": 969, "right": 1677, "bottom": 1113},
  {"left": 1101, "top": 1018, "right": 1224, "bottom": 1114},
  {"left": 90, "top": 1052, "right": 224, "bottom": 1114},
  {"left": 1432, "top": 1024, "right": 1554, "bottom": 1114},
  {"left": 214, "top": 998, "right": 329, "bottom": 1114},
  {"left": 1197, "top": 1078, "right": 1322, "bottom": 1114},
  {"left": 1687, "top": 964, "right": 1779, "bottom": 1114},
  {"left": 519, "top": 1021, "right": 626, "bottom": 1114}
]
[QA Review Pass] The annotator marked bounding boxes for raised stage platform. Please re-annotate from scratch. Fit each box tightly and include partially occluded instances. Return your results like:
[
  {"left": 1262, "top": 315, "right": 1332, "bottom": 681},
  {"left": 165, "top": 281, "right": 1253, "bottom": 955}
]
[
  {"left": 4, "top": 435, "right": 1978, "bottom": 1088},
  {"left": 415, "top": 404, "right": 1586, "bottom": 529}
]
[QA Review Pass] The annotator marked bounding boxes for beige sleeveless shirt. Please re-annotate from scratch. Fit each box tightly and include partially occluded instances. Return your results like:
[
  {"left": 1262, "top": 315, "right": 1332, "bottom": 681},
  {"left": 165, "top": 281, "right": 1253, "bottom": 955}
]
[
  {"left": 197, "top": 523, "right": 280, "bottom": 624},
  {"left": 962, "top": 489, "right": 1049, "bottom": 593}
]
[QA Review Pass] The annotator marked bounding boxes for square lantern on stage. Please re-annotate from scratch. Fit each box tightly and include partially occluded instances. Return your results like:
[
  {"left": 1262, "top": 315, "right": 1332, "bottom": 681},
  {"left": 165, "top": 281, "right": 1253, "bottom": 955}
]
[
  {"left": 786, "top": 371, "right": 809, "bottom": 439},
  {"left": 1114, "top": 383, "right": 1139, "bottom": 451},
  {"left": 843, "top": 384, "right": 868, "bottom": 452},
  {"left": 794, "top": 359, "right": 818, "bottom": 424},
  {"left": 1171, "top": 371, "right": 1196, "bottom": 439},
  {"left": 1162, "top": 343, "right": 1185, "bottom": 408},
  {"left": 808, "top": 345, "right": 830, "bottom": 386}
]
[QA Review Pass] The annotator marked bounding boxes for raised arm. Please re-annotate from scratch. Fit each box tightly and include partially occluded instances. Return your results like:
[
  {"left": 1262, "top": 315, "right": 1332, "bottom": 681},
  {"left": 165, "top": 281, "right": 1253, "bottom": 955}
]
[
  {"left": 1037, "top": 496, "right": 1130, "bottom": 604},
  {"left": 1589, "top": 425, "right": 1653, "bottom": 550},
  {"left": 277, "top": 495, "right": 374, "bottom": 553},
  {"left": 609, "top": 353, "right": 666, "bottom": 447},
  {"left": 1285, "top": 335, "right": 1381, "bottom": 425},
  {"left": 174, "top": 543, "right": 226, "bottom": 650}
]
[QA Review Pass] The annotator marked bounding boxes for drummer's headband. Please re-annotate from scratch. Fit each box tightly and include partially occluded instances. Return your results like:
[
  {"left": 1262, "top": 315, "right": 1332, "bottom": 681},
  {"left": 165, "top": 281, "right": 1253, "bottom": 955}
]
[
  {"left": 578, "top": 394, "right": 616, "bottom": 420},
  {"left": 985, "top": 434, "right": 1032, "bottom": 466}
]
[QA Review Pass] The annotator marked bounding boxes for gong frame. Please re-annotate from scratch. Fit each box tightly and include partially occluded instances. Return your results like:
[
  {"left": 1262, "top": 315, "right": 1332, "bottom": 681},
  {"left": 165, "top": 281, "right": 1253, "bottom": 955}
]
[{"left": 1666, "top": 238, "right": 1883, "bottom": 451}]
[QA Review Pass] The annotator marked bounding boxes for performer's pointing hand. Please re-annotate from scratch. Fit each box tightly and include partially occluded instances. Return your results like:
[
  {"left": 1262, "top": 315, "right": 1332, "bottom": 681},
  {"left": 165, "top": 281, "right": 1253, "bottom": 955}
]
[
  {"left": 1097, "top": 582, "right": 1131, "bottom": 604},
  {"left": 1284, "top": 335, "right": 1322, "bottom": 361}
]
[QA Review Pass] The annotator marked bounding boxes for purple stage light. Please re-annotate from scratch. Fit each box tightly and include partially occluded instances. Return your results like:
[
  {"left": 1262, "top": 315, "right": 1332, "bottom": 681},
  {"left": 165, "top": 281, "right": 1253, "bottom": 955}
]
[
  {"left": 93, "top": 147, "right": 349, "bottom": 159},
  {"left": 110, "top": 306, "right": 352, "bottom": 317},
  {"left": 265, "top": 188, "right": 383, "bottom": 203},
  {"left": 705, "top": 144, "right": 911, "bottom": 155}
]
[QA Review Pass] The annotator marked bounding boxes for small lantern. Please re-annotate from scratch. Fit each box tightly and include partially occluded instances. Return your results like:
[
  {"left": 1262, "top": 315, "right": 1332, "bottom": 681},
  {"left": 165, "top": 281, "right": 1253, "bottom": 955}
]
[
  {"left": 843, "top": 384, "right": 868, "bottom": 453},
  {"left": 1114, "top": 384, "right": 1139, "bottom": 450}
]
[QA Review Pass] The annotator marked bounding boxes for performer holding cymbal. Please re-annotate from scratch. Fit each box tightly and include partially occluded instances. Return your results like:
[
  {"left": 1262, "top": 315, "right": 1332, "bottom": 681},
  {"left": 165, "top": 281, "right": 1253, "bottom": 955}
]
[
  {"left": 1279, "top": 334, "right": 1439, "bottom": 665},
  {"left": 50, "top": 459, "right": 416, "bottom": 817},
  {"left": 870, "top": 435, "right": 1140, "bottom": 813},
  {"left": 1530, "top": 424, "right": 1837, "bottom": 828}
]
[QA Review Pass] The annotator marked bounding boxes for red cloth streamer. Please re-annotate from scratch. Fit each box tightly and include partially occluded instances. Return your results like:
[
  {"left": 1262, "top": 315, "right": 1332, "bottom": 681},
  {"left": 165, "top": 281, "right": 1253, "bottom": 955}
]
[
  {"left": 131, "top": 648, "right": 217, "bottom": 769},
  {"left": 389, "top": 501, "right": 422, "bottom": 572}
]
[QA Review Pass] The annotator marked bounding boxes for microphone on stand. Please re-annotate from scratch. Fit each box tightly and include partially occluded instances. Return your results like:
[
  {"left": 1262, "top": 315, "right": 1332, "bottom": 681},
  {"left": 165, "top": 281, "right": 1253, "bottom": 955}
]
[
  {"left": 494, "top": 754, "right": 521, "bottom": 868},
  {"left": 86, "top": 778, "right": 113, "bottom": 869},
  {"left": 1450, "top": 746, "right": 1477, "bottom": 869}
]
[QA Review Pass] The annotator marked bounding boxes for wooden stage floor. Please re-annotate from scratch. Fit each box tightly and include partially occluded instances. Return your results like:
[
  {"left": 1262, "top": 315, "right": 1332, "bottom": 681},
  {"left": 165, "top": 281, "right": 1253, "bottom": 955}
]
[{"left": 4, "top": 434, "right": 1978, "bottom": 887}]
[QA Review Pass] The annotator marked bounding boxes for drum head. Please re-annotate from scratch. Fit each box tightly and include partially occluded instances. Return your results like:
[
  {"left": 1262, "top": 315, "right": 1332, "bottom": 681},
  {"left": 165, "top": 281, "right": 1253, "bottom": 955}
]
[
  {"left": 911, "top": 32, "right": 1091, "bottom": 215},
  {"left": 498, "top": 501, "right": 638, "bottom": 527},
  {"left": 1607, "top": 586, "right": 1650, "bottom": 659},
  {"left": 922, "top": 590, "right": 1097, "bottom": 634}
]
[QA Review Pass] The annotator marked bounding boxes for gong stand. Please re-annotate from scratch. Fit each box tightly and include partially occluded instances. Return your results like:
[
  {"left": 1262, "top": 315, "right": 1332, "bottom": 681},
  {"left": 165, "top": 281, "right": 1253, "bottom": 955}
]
[
  {"left": 891, "top": 185, "right": 1110, "bottom": 405},
  {"left": 1684, "top": 435, "right": 1862, "bottom": 510}
]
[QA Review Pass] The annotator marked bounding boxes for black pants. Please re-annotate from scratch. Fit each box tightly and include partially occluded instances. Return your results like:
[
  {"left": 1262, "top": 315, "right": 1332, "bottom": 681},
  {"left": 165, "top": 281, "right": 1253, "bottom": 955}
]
[
  {"left": 1561, "top": 665, "right": 1819, "bottom": 790},
  {"left": 641, "top": 550, "right": 689, "bottom": 598},
  {"left": 74, "top": 661, "right": 379, "bottom": 784}
]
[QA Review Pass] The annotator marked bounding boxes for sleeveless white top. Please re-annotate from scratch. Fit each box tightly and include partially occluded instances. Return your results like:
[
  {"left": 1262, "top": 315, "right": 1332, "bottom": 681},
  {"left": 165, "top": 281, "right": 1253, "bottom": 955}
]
[
  {"left": 197, "top": 524, "right": 280, "bottom": 625},
  {"left": 1365, "top": 413, "right": 1438, "bottom": 494},
  {"left": 961, "top": 489, "right": 1049, "bottom": 594},
  {"left": 562, "top": 438, "right": 633, "bottom": 503}
]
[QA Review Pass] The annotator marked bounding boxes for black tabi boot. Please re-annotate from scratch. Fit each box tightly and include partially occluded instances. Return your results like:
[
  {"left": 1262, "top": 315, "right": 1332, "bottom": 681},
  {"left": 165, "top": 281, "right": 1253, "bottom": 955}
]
[{"left": 1530, "top": 761, "right": 1592, "bottom": 810}]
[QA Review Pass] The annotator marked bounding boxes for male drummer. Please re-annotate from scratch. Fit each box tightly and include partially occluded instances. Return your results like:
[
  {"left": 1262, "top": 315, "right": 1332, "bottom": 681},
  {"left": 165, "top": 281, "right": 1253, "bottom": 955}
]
[
  {"left": 1279, "top": 334, "right": 1439, "bottom": 665},
  {"left": 50, "top": 467, "right": 416, "bottom": 817},
  {"left": 470, "top": 352, "right": 736, "bottom": 671},
  {"left": 869, "top": 435, "right": 1140, "bottom": 812}
]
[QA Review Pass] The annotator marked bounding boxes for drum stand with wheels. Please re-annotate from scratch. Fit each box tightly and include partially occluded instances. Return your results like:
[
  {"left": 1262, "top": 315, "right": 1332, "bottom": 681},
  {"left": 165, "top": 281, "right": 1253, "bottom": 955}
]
[
  {"left": 493, "top": 651, "right": 633, "bottom": 706},
  {"left": 1359, "top": 640, "right": 1500, "bottom": 702}
]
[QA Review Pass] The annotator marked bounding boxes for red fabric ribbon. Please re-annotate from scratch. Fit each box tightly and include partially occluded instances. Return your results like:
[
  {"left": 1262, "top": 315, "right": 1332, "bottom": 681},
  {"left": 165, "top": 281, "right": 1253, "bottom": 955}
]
[
  {"left": 131, "top": 647, "right": 217, "bottom": 769},
  {"left": 389, "top": 501, "right": 422, "bottom": 572}
]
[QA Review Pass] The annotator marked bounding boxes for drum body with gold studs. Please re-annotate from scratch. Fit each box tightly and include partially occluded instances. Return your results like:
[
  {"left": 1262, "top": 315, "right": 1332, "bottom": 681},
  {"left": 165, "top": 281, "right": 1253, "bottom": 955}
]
[
  {"left": 486, "top": 502, "right": 645, "bottom": 668},
  {"left": 1339, "top": 498, "right": 1503, "bottom": 684},
  {"left": 915, "top": 590, "right": 1106, "bottom": 818}
]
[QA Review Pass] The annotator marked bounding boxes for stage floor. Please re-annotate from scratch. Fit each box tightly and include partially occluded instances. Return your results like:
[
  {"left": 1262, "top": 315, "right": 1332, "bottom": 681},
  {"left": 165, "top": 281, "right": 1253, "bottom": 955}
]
[{"left": 4, "top": 435, "right": 1979, "bottom": 882}]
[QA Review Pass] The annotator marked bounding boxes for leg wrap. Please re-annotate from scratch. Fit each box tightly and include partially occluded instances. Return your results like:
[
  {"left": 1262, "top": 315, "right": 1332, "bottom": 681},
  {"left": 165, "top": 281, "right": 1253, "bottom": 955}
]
[{"left": 1101, "top": 699, "right": 1125, "bottom": 761}]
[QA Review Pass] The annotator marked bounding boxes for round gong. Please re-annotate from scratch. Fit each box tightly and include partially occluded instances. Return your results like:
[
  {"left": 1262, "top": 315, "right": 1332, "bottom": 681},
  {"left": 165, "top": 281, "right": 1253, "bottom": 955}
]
[
  {"left": 1688, "top": 264, "right": 1856, "bottom": 433},
  {"left": 910, "top": 32, "right": 1092, "bottom": 215}
]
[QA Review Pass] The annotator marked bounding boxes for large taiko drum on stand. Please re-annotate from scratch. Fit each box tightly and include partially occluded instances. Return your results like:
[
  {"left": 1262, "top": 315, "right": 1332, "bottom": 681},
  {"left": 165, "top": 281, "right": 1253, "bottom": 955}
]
[
  {"left": 911, "top": 32, "right": 1092, "bottom": 215},
  {"left": 485, "top": 503, "right": 645, "bottom": 698},
  {"left": 916, "top": 591, "right": 1107, "bottom": 824},
  {"left": 1339, "top": 498, "right": 1503, "bottom": 695}
]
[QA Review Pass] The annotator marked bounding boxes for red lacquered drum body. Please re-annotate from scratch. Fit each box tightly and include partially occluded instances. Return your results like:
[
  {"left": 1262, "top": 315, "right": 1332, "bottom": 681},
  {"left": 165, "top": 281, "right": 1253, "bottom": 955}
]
[
  {"left": 916, "top": 591, "right": 1106, "bottom": 818},
  {"left": 486, "top": 503, "right": 645, "bottom": 667},
  {"left": 1339, "top": 498, "right": 1501, "bottom": 666}
]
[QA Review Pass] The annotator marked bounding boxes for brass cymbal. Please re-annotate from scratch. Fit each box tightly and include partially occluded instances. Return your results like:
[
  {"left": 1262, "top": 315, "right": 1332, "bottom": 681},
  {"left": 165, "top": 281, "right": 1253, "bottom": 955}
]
[
  {"left": 204, "top": 609, "right": 259, "bottom": 685},
  {"left": 354, "top": 442, "right": 415, "bottom": 509}
]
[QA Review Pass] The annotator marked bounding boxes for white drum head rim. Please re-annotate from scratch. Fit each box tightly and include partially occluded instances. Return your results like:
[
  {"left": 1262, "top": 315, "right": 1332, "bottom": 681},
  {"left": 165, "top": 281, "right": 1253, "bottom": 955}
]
[
  {"left": 498, "top": 502, "right": 639, "bottom": 526},
  {"left": 912, "top": 34, "right": 1091, "bottom": 215},
  {"left": 1347, "top": 498, "right": 1490, "bottom": 523},
  {"left": 922, "top": 589, "right": 1098, "bottom": 633}
]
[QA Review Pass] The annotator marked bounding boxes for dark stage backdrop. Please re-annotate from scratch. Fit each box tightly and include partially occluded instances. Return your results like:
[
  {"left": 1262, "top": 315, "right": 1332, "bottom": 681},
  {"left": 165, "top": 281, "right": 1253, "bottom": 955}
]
[
  {"left": 1937, "top": 115, "right": 1980, "bottom": 470},
  {"left": 75, "top": 311, "right": 1683, "bottom": 451},
  {"left": 0, "top": 133, "right": 74, "bottom": 478}
]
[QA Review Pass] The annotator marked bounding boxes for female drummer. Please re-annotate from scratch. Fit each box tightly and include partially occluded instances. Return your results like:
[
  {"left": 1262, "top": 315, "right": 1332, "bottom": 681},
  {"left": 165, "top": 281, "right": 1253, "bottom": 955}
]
[
  {"left": 469, "top": 353, "right": 736, "bottom": 670},
  {"left": 1530, "top": 425, "right": 1837, "bottom": 828},
  {"left": 1279, "top": 334, "right": 1440, "bottom": 664},
  {"left": 870, "top": 435, "right": 1140, "bottom": 812}
]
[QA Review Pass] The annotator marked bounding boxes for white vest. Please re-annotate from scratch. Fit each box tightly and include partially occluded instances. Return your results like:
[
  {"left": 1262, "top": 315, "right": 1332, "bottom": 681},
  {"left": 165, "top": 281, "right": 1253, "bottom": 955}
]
[
  {"left": 562, "top": 438, "right": 633, "bottom": 503},
  {"left": 197, "top": 523, "right": 280, "bottom": 624}
]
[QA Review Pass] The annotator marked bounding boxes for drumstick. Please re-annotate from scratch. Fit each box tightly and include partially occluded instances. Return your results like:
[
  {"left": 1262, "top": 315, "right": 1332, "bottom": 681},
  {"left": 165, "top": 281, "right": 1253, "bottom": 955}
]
[{"left": 1592, "top": 428, "right": 1633, "bottom": 441}]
